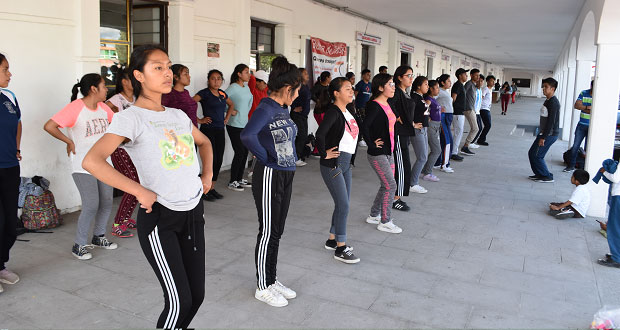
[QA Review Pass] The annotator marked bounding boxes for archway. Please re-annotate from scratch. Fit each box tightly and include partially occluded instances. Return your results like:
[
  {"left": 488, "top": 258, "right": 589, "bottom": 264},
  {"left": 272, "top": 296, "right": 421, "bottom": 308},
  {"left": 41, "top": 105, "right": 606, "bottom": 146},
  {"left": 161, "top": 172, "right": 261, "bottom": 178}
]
[{"left": 561, "top": 37, "right": 577, "bottom": 141}]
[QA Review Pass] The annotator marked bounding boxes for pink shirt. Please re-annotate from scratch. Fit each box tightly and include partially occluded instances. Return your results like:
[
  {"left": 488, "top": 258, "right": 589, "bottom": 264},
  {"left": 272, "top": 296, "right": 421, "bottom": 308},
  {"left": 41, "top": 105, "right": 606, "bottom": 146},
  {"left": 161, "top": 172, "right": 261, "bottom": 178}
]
[{"left": 375, "top": 100, "right": 397, "bottom": 153}]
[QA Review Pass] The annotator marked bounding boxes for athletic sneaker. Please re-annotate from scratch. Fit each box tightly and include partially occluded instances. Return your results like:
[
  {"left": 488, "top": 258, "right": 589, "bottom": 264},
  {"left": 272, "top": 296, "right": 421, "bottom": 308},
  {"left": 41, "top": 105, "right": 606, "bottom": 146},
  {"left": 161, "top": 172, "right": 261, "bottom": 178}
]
[
  {"left": 450, "top": 154, "right": 464, "bottom": 162},
  {"left": 0, "top": 269, "right": 20, "bottom": 285},
  {"left": 272, "top": 280, "right": 296, "bottom": 299},
  {"left": 534, "top": 177, "right": 555, "bottom": 183},
  {"left": 92, "top": 235, "right": 118, "bottom": 250},
  {"left": 461, "top": 147, "right": 475, "bottom": 155},
  {"left": 392, "top": 199, "right": 410, "bottom": 211},
  {"left": 202, "top": 191, "right": 216, "bottom": 202},
  {"left": 469, "top": 143, "right": 480, "bottom": 149},
  {"left": 440, "top": 166, "right": 455, "bottom": 173},
  {"left": 325, "top": 240, "right": 354, "bottom": 251},
  {"left": 555, "top": 208, "right": 575, "bottom": 219},
  {"left": 366, "top": 215, "right": 381, "bottom": 224},
  {"left": 563, "top": 166, "right": 575, "bottom": 173},
  {"left": 334, "top": 246, "right": 360, "bottom": 264},
  {"left": 377, "top": 220, "right": 403, "bottom": 234},
  {"left": 295, "top": 159, "right": 307, "bottom": 167},
  {"left": 228, "top": 181, "right": 244, "bottom": 191},
  {"left": 433, "top": 165, "right": 441, "bottom": 169},
  {"left": 528, "top": 175, "right": 542, "bottom": 180},
  {"left": 477, "top": 141, "right": 489, "bottom": 146},
  {"left": 358, "top": 140, "right": 367, "bottom": 147},
  {"left": 72, "top": 243, "right": 93, "bottom": 260},
  {"left": 238, "top": 179, "right": 252, "bottom": 188},
  {"left": 597, "top": 258, "right": 620, "bottom": 269},
  {"left": 112, "top": 223, "right": 134, "bottom": 238},
  {"left": 255, "top": 286, "right": 288, "bottom": 307},
  {"left": 410, "top": 185, "right": 428, "bottom": 194},
  {"left": 423, "top": 174, "right": 440, "bottom": 182},
  {"left": 211, "top": 189, "right": 224, "bottom": 199}
]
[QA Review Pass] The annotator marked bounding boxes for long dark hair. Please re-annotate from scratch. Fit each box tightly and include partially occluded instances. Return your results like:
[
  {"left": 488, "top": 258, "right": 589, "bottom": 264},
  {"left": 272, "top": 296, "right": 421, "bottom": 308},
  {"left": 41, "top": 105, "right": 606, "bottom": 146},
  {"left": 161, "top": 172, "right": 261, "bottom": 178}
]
[
  {"left": 207, "top": 69, "right": 224, "bottom": 89},
  {"left": 230, "top": 63, "right": 249, "bottom": 84},
  {"left": 316, "top": 71, "right": 331, "bottom": 84},
  {"left": 267, "top": 56, "right": 301, "bottom": 98},
  {"left": 71, "top": 73, "right": 103, "bottom": 101},
  {"left": 0, "top": 53, "right": 6, "bottom": 66},
  {"left": 114, "top": 67, "right": 131, "bottom": 95},
  {"left": 437, "top": 74, "right": 450, "bottom": 88},
  {"left": 425, "top": 80, "right": 438, "bottom": 97},
  {"left": 316, "top": 77, "right": 348, "bottom": 111},
  {"left": 128, "top": 44, "right": 168, "bottom": 99},
  {"left": 171, "top": 64, "right": 188, "bottom": 86},
  {"left": 412, "top": 76, "right": 428, "bottom": 93},
  {"left": 369, "top": 73, "right": 393, "bottom": 101},
  {"left": 393, "top": 65, "right": 413, "bottom": 87}
]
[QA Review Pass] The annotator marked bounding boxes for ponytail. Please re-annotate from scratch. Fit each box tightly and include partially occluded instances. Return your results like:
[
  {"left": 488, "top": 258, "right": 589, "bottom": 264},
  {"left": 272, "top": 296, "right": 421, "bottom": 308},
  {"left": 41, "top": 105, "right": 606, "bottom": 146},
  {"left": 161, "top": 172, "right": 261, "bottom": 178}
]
[
  {"left": 71, "top": 82, "right": 80, "bottom": 101},
  {"left": 267, "top": 56, "right": 301, "bottom": 98},
  {"left": 70, "top": 73, "right": 103, "bottom": 101},
  {"left": 128, "top": 44, "right": 168, "bottom": 99}
]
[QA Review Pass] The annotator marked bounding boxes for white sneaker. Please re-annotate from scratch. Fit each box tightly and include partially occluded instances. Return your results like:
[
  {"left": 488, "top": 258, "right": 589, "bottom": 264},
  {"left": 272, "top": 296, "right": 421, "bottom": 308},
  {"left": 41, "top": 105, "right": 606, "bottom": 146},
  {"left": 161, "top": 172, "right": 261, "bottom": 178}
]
[
  {"left": 469, "top": 143, "right": 480, "bottom": 149},
  {"left": 358, "top": 140, "right": 367, "bottom": 147},
  {"left": 366, "top": 215, "right": 381, "bottom": 224},
  {"left": 377, "top": 220, "right": 403, "bottom": 234},
  {"left": 255, "top": 286, "right": 288, "bottom": 307},
  {"left": 409, "top": 185, "right": 428, "bottom": 194},
  {"left": 238, "top": 179, "right": 252, "bottom": 188},
  {"left": 440, "top": 166, "right": 454, "bottom": 173},
  {"left": 295, "top": 159, "right": 307, "bottom": 167},
  {"left": 227, "top": 181, "right": 244, "bottom": 192},
  {"left": 433, "top": 165, "right": 441, "bottom": 169},
  {"left": 272, "top": 280, "right": 296, "bottom": 299}
]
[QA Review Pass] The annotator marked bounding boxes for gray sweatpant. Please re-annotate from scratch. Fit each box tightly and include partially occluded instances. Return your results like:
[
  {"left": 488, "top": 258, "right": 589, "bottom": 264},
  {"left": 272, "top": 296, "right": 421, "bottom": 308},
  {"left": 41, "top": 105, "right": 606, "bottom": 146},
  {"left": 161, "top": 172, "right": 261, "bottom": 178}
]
[
  {"left": 72, "top": 173, "right": 114, "bottom": 246},
  {"left": 368, "top": 154, "right": 396, "bottom": 224},
  {"left": 423, "top": 121, "right": 442, "bottom": 175},
  {"left": 410, "top": 128, "right": 428, "bottom": 186}
]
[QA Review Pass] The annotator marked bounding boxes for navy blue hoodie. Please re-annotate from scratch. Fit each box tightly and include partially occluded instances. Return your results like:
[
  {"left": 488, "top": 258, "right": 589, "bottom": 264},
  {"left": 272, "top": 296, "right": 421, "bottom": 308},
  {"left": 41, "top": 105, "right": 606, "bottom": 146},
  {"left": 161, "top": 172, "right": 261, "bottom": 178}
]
[{"left": 241, "top": 97, "right": 298, "bottom": 171}]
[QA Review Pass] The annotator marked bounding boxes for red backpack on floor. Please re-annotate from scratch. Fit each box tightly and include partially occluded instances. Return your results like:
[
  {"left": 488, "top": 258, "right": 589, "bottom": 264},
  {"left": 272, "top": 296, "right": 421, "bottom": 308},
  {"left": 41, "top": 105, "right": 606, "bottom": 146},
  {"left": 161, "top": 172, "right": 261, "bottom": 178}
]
[{"left": 21, "top": 190, "right": 62, "bottom": 230}]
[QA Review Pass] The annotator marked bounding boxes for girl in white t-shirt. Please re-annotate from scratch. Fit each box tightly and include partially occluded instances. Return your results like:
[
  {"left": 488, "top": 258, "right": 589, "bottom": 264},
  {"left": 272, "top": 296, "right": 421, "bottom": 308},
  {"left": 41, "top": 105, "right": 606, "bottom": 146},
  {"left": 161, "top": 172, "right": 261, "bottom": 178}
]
[
  {"left": 105, "top": 68, "right": 139, "bottom": 238},
  {"left": 43, "top": 73, "right": 117, "bottom": 260}
]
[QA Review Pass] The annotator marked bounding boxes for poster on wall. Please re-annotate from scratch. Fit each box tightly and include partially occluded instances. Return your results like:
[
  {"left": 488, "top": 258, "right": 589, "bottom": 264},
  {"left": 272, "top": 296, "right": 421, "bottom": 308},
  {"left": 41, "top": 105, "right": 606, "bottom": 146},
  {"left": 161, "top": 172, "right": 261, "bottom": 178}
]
[
  {"left": 207, "top": 43, "right": 221, "bottom": 69},
  {"left": 311, "top": 37, "right": 348, "bottom": 79}
]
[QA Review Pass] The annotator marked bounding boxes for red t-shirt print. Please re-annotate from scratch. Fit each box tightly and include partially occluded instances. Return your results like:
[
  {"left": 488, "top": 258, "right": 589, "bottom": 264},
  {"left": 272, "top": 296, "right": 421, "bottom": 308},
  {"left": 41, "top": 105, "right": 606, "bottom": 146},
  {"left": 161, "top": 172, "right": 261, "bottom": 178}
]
[{"left": 346, "top": 118, "right": 359, "bottom": 140}]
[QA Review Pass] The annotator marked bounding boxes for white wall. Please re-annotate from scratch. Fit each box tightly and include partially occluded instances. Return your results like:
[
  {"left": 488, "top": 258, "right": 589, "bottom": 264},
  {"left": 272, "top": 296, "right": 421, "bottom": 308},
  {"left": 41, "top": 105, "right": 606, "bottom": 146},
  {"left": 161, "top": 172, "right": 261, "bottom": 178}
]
[{"left": 503, "top": 69, "right": 550, "bottom": 97}]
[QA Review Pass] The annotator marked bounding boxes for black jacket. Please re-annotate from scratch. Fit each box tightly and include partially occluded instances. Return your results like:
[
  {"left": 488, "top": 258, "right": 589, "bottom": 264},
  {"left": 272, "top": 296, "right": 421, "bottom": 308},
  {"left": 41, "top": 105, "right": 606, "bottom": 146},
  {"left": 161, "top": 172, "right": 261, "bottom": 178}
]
[
  {"left": 411, "top": 92, "right": 429, "bottom": 127},
  {"left": 389, "top": 87, "right": 415, "bottom": 136},
  {"left": 315, "top": 104, "right": 359, "bottom": 168},
  {"left": 362, "top": 100, "right": 393, "bottom": 156}
]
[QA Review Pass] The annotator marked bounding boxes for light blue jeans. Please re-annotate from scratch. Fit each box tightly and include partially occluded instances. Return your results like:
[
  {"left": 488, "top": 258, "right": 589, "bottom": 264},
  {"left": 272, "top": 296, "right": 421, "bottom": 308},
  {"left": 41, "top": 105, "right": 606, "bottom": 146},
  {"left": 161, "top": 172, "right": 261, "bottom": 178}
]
[{"left": 320, "top": 152, "right": 353, "bottom": 242}]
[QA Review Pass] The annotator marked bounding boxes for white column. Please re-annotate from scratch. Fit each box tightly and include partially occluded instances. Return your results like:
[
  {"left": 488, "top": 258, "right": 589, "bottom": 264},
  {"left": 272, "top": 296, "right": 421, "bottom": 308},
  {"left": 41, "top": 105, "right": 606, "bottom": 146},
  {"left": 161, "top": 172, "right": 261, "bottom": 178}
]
[
  {"left": 585, "top": 44, "right": 620, "bottom": 217},
  {"left": 233, "top": 0, "right": 251, "bottom": 65},
  {"left": 274, "top": 24, "right": 292, "bottom": 60},
  {"left": 74, "top": 0, "right": 100, "bottom": 75},
  {"left": 387, "top": 29, "right": 398, "bottom": 72},
  {"left": 569, "top": 60, "right": 594, "bottom": 147},
  {"left": 562, "top": 66, "right": 576, "bottom": 140}
]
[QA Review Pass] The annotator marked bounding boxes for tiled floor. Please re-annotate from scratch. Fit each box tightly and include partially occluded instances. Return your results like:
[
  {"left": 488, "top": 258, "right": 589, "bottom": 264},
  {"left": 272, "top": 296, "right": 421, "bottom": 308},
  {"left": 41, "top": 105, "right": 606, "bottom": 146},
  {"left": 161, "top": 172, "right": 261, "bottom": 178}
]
[{"left": 3, "top": 97, "right": 617, "bottom": 328}]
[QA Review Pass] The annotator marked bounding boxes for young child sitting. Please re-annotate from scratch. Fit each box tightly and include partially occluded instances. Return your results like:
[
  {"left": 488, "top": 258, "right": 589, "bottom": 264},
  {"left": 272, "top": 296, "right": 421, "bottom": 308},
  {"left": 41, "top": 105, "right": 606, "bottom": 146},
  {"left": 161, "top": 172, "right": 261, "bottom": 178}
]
[{"left": 549, "top": 169, "right": 590, "bottom": 219}]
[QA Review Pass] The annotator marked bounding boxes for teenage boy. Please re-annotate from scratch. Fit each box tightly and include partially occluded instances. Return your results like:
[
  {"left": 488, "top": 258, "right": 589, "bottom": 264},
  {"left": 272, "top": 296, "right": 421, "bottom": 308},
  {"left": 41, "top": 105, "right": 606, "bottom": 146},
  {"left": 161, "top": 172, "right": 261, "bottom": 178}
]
[
  {"left": 461, "top": 68, "right": 480, "bottom": 155},
  {"left": 598, "top": 162, "right": 620, "bottom": 268},
  {"left": 379, "top": 66, "right": 388, "bottom": 74},
  {"left": 450, "top": 68, "right": 468, "bottom": 162},
  {"left": 563, "top": 80, "right": 594, "bottom": 172},
  {"left": 476, "top": 75, "right": 495, "bottom": 146},
  {"left": 355, "top": 69, "right": 372, "bottom": 147},
  {"left": 470, "top": 75, "right": 484, "bottom": 149},
  {"left": 528, "top": 77, "right": 560, "bottom": 183},
  {"left": 548, "top": 169, "right": 590, "bottom": 219}
]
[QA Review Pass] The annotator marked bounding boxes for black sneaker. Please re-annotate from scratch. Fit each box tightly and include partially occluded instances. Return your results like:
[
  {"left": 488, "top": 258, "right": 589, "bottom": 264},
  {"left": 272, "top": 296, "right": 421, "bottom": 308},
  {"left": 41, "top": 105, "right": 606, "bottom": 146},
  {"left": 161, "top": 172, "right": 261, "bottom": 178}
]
[
  {"left": 91, "top": 235, "right": 118, "bottom": 250},
  {"left": 528, "top": 175, "right": 542, "bottom": 180},
  {"left": 334, "top": 246, "right": 360, "bottom": 264},
  {"left": 477, "top": 141, "right": 489, "bottom": 146},
  {"left": 562, "top": 167, "right": 575, "bottom": 173},
  {"left": 202, "top": 192, "right": 216, "bottom": 202},
  {"left": 461, "top": 147, "right": 475, "bottom": 155},
  {"left": 554, "top": 208, "right": 575, "bottom": 219},
  {"left": 72, "top": 243, "right": 93, "bottom": 260},
  {"left": 392, "top": 199, "right": 410, "bottom": 211},
  {"left": 324, "top": 239, "right": 337, "bottom": 250},
  {"left": 238, "top": 179, "right": 252, "bottom": 188},
  {"left": 597, "top": 257, "right": 620, "bottom": 268},
  {"left": 450, "top": 154, "right": 464, "bottom": 161},
  {"left": 211, "top": 189, "right": 224, "bottom": 199},
  {"left": 534, "top": 177, "right": 555, "bottom": 183}
]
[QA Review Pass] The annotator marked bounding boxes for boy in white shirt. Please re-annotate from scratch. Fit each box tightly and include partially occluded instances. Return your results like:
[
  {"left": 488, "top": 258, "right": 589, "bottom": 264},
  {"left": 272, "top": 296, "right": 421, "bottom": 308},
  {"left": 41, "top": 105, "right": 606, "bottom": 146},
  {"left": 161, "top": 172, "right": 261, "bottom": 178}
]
[
  {"left": 549, "top": 169, "right": 590, "bottom": 219},
  {"left": 597, "top": 163, "right": 620, "bottom": 268}
]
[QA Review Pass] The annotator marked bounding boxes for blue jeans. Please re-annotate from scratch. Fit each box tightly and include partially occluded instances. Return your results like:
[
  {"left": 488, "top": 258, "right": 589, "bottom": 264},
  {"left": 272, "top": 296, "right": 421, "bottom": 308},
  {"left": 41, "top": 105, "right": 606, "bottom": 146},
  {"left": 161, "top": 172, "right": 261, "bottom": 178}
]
[
  {"left": 608, "top": 195, "right": 620, "bottom": 263},
  {"left": 320, "top": 152, "right": 353, "bottom": 242},
  {"left": 568, "top": 123, "right": 589, "bottom": 168},
  {"left": 436, "top": 113, "right": 453, "bottom": 167},
  {"left": 528, "top": 135, "right": 558, "bottom": 179}
]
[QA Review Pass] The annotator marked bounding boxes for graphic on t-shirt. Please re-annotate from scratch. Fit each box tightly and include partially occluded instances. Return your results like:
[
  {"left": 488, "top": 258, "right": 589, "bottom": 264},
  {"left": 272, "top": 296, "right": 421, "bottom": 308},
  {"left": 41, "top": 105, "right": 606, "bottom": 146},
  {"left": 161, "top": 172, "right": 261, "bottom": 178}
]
[
  {"left": 270, "top": 126, "right": 295, "bottom": 167},
  {"left": 3, "top": 101, "right": 16, "bottom": 114},
  {"left": 85, "top": 118, "right": 109, "bottom": 137},
  {"left": 346, "top": 119, "right": 359, "bottom": 140},
  {"left": 159, "top": 128, "right": 195, "bottom": 170},
  {"left": 540, "top": 105, "right": 548, "bottom": 117}
]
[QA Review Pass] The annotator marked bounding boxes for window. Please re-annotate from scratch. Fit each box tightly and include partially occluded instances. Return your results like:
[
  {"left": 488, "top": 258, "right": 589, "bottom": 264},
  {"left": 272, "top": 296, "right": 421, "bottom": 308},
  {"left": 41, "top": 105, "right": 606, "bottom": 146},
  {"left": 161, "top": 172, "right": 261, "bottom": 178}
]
[
  {"left": 400, "top": 52, "right": 409, "bottom": 67},
  {"left": 361, "top": 44, "right": 369, "bottom": 71},
  {"left": 250, "top": 20, "right": 276, "bottom": 71}
]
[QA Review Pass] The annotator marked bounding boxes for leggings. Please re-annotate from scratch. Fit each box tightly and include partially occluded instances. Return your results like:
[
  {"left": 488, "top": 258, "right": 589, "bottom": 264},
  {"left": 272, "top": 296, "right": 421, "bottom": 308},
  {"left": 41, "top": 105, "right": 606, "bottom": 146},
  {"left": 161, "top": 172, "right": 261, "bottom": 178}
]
[
  {"left": 368, "top": 154, "right": 396, "bottom": 224},
  {"left": 501, "top": 94, "right": 511, "bottom": 113},
  {"left": 226, "top": 125, "right": 248, "bottom": 183},
  {"left": 200, "top": 126, "right": 225, "bottom": 181},
  {"left": 320, "top": 152, "right": 352, "bottom": 242},
  {"left": 252, "top": 161, "right": 295, "bottom": 290},
  {"left": 290, "top": 112, "right": 308, "bottom": 161},
  {"left": 476, "top": 109, "right": 492, "bottom": 143},
  {"left": 410, "top": 128, "right": 428, "bottom": 186},
  {"left": 423, "top": 121, "right": 441, "bottom": 175},
  {"left": 111, "top": 148, "right": 139, "bottom": 224},
  {"left": 72, "top": 173, "right": 113, "bottom": 246},
  {"left": 393, "top": 135, "right": 411, "bottom": 197},
  {"left": 0, "top": 165, "right": 19, "bottom": 271},
  {"left": 137, "top": 202, "right": 205, "bottom": 329}
]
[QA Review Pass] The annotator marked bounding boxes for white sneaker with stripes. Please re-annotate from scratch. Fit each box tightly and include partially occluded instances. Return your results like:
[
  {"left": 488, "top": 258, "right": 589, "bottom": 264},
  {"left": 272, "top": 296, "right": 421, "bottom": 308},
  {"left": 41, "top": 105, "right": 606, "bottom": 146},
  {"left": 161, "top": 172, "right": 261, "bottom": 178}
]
[
  {"left": 377, "top": 220, "right": 403, "bottom": 234},
  {"left": 366, "top": 215, "right": 381, "bottom": 224},
  {"left": 255, "top": 286, "right": 288, "bottom": 307},
  {"left": 272, "top": 280, "right": 296, "bottom": 299}
]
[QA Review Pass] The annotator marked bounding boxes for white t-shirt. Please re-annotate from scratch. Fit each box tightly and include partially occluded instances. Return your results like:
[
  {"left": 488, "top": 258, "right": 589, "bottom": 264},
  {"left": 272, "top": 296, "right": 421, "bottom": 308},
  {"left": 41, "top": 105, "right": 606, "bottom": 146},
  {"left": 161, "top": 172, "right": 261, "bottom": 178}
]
[
  {"left": 481, "top": 86, "right": 492, "bottom": 110},
  {"left": 339, "top": 110, "right": 359, "bottom": 154},
  {"left": 51, "top": 99, "right": 114, "bottom": 174},
  {"left": 569, "top": 185, "right": 591, "bottom": 217},
  {"left": 436, "top": 88, "right": 453, "bottom": 114},
  {"left": 107, "top": 93, "right": 135, "bottom": 112},
  {"left": 474, "top": 88, "right": 482, "bottom": 114}
]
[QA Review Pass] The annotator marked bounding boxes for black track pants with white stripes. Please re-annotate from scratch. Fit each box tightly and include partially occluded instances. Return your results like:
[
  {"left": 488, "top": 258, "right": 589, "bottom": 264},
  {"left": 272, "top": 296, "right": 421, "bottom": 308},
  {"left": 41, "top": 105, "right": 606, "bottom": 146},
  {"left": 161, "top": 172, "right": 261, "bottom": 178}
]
[
  {"left": 393, "top": 135, "right": 412, "bottom": 197},
  {"left": 137, "top": 202, "right": 205, "bottom": 329},
  {"left": 252, "top": 161, "right": 295, "bottom": 291}
]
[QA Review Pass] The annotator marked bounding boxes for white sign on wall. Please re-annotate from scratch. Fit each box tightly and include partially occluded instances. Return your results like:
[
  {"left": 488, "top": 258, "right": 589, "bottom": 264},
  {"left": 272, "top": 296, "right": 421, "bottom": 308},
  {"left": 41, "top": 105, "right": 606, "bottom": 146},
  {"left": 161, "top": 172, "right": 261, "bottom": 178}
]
[
  {"left": 356, "top": 32, "right": 381, "bottom": 45},
  {"left": 425, "top": 49, "right": 436, "bottom": 58},
  {"left": 399, "top": 42, "right": 414, "bottom": 53},
  {"left": 441, "top": 54, "right": 450, "bottom": 61}
]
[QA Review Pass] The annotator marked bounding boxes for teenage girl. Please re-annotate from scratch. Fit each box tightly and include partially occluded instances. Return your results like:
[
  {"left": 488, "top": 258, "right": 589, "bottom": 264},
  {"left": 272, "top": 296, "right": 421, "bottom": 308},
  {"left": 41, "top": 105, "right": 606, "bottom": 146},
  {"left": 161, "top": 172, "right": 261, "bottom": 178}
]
[
  {"left": 82, "top": 45, "right": 214, "bottom": 329},
  {"left": 162, "top": 64, "right": 198, "bottom": 127},
  {"left": 106, "top": 68, "right": 138, "bottom": 238},
  {"left": 361, "top": 73, "right": 403, "bottom": 234},
  {"left": 226, "top": 64, "right": 253, "bottom": 192},
  {"left": 500, "top": 81, "right": 512, "bottom": 115},
  {"left": 0, "top": 53, "right": 22, "bottom": 288},
  {"left": 240, "top": 56, "right": 301, "bottom": 307},
  {"left": 315, "top": 77, "right": 361, "bottom": 264},
  {"left": 435, "top": 74, "right": 455, "bottom": 173},
  {"left": 409, "top": 76, "right": 430, "bottom": 194},
  {"left": 193, "top": 69, "right": 235, "bottom": 201},
  {"left": 421, "top": 80, "right": 442, "bottom": 182},
  {"left": 44, "top": 74, "right": 117, "bottom": 260}
]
